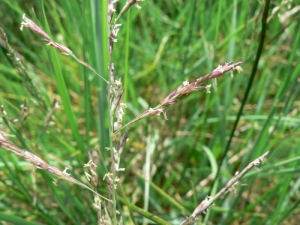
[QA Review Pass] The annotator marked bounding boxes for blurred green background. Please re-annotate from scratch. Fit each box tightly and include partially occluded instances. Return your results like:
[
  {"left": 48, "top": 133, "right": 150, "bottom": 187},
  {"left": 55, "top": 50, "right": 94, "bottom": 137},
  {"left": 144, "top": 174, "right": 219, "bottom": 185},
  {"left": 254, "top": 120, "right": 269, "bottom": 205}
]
[{"left": 0, "top": 0, "right": 299, "bottom": 224}]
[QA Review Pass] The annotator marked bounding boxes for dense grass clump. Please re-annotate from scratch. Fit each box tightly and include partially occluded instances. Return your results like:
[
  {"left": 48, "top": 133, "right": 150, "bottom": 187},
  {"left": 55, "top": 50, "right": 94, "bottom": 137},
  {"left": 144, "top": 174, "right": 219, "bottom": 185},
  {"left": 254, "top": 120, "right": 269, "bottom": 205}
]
[{"left": 0, "top": 1, "right": 299, "bottom": 224}]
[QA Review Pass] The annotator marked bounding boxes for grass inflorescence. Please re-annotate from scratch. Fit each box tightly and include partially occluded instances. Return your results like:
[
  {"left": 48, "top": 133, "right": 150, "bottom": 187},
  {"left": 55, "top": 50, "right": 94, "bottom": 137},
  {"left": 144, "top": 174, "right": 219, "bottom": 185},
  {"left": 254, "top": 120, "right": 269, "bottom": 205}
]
[{"left": 0, "top": 1, "right": 299, "bottom": 224}]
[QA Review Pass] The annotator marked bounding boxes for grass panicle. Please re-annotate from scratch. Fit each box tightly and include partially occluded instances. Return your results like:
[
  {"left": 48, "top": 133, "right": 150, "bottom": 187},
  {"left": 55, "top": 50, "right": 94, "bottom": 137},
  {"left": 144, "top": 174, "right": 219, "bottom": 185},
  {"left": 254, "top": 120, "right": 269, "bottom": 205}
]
[
  {"left": 0, "top": 1, "right": 299, "bottom": 224},
  {"left": 181, "top": 151, "right": 269, "bottom": 225},
  {"left": 0, "top": 132, "right": 110, "bottom": 202},
  {"left": 114, "top": 62, "right": 243, "bottom": 133}
]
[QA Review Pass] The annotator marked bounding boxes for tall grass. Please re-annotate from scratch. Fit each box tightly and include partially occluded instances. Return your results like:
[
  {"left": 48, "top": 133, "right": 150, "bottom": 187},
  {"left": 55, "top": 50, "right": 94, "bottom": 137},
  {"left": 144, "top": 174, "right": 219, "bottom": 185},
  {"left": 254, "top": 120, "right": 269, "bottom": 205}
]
[{"left": 0, "top": 0, "right": 300, "bottom": 224}]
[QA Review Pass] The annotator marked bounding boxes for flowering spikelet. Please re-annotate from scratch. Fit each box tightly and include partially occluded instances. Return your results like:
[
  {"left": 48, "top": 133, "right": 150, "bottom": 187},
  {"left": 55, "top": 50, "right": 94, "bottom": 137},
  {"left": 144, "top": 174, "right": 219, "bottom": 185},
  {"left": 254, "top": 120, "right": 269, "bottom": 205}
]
[{"left": 114, "top": 61, "right": 243, "bottom": 133}]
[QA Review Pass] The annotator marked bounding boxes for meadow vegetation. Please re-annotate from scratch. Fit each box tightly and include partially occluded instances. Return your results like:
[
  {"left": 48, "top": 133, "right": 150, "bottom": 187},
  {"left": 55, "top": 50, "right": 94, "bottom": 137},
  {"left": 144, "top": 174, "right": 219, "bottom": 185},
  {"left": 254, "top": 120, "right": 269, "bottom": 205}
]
[{"left": 0, "top": 0, "right": 299, "bottom": 224}]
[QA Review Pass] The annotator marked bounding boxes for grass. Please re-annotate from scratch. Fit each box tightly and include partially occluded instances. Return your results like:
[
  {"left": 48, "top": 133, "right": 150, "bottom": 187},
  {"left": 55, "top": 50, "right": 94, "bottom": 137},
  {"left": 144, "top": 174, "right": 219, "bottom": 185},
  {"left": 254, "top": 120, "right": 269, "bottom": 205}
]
[{"left": 0, "top": 0, "right": 300, "bottom": 224}]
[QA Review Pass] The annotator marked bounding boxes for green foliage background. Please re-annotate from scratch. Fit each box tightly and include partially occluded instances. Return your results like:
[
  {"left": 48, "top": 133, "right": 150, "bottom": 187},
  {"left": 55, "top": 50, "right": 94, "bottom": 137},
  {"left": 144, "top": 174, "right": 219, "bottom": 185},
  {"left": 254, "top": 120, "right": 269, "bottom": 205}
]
[{"left": 0, "top": 0, "right": 299, "bottom": 224}]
